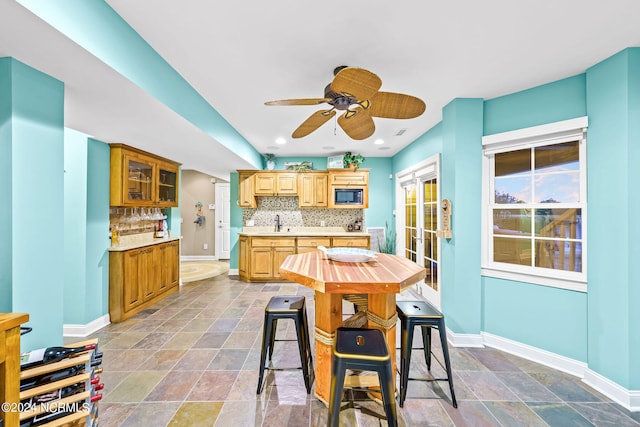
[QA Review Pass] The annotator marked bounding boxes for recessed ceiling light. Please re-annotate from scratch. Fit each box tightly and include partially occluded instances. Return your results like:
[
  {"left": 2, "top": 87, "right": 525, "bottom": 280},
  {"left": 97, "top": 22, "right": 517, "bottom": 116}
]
[
  {"left": 322, "top": 146, "right": 335, "bottom": 150},
  {"left": 275, "top": 137, "right": 287, "bottom": 145},
  {"left": 374, "top": 139, "right": 384, "bottom": 145},
  {"left": 378, "top": 146, "right": 391, "bottom": 150}
]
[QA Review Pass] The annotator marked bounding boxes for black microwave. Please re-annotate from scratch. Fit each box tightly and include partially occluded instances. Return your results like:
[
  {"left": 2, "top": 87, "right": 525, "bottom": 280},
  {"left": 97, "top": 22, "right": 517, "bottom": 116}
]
[{"left": 334, "top": 188, "right": 364, "bottom": 205}]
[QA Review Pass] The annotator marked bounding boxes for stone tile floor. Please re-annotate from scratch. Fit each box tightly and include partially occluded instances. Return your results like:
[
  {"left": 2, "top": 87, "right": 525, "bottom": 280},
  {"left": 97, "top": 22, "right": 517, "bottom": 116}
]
[{"left": 85, "top": 274, "right": 640, "bottom": 426}]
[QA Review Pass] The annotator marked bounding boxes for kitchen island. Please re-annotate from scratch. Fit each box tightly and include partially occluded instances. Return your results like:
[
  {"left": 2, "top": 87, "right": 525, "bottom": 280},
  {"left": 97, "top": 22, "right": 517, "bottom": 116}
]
[{"left": 279, "top": 250, "right": 426, "bottom": 404}]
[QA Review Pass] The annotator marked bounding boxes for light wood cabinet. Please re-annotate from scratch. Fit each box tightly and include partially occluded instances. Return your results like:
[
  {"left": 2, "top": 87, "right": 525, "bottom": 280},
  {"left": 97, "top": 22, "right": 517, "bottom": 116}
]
[
  {"left": 238, "top": 235, "right": 248, "bottom": 276},
  {"left": 239, "top": 235, "right": 370, "bottom": 282},
  {"left": 297, "top": 237, "right": 331, "bottom": 253},
  {"left": 109, "top": 240, "right": 180, "bottom": 322},
  {"left": 238, "top": 171, "right": 257, "bottom": 208},
  {"left": 331, "top": 236, "right": 370, "bottom": 249},
  {"left": 254, "top": 172, "right": 298, "bottom": 196},
  {"left": 110, "top": 144, "right": 180, "bottom": 207},
  {"left": 298, "top": 172, "right": 328, "bottom": 207},
  {"left": 0, "top": 313, "right": 29, "bottom": 427},
  {"left": 328, "top": 169, "right": 369, "bottom": 186},
  {"left": 240, "top": 237, "right": 296, "bottom": 282}
]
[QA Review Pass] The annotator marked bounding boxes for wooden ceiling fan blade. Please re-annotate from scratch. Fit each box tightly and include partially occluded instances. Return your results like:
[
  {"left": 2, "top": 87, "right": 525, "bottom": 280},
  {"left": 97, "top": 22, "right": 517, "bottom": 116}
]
[
  {"left": 292, "top": 110, "right": 336, "bottom": 138},
  {"left": 265, "top": 98, "right": 331, "bottom": 106},
  {"left": 368, "top": 92, "right": 426, "bottom": 119},
  {"left": 330, "top": 68, "right": 382, "bottom": 101},
  {"left": 338, "top": 109, "right": 375, "bottom": 140}
]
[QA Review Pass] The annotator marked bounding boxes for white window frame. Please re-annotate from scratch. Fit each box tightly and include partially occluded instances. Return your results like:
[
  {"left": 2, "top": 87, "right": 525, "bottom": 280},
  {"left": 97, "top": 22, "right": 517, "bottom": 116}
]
[{"left": 481, "top": 117, "right": 588, "bottom": 292}]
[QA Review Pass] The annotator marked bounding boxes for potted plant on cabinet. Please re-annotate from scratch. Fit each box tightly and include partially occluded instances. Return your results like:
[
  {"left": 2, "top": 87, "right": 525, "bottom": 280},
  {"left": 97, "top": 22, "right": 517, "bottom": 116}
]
[
  {"left": 343, "top": 152, "right": 365, "bottom": 170},
  {"left": 264, "top": 153, "right": 276, "bottom": 170}
]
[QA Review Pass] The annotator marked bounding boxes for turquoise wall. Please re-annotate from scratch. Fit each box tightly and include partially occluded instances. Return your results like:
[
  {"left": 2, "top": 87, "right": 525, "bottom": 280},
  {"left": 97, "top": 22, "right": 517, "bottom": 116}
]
[
  {"left": 0, "top": 58, "right": 13, "bottom": 312},
  {"left": 585, "top": 48, "right": 640, "bottom": 388},
  {"left": 18, "top": 0, "right": 262, "bottom": 169},
  {"left": 63, "top": 129, "right": 89, "bottom": 324},
  {"left": 2, "top": 58, "right": 65, "bottom": 350},
  {"left": 85, "top": 138, "right": 110, "bottom": 322},
  {"left": 393, "top": 123, "right": 443, "bottom": 173},
  {"left": 440, "top": 99, "right": 484, "bottom": 334},
  {"left": 483, "top": 74, "right": 587, "bottom": 135},
  {"left": 63, "top": 131, "right": 111, "bottom": 325},
  {"left": 479, "top": 73, "right": 590, "bottom": 362}
]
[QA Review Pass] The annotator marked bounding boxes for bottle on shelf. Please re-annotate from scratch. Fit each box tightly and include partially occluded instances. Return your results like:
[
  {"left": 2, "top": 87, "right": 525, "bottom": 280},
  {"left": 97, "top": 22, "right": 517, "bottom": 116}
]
[
  {"left": 20, "top": 364, "right": 85, "bottom": 391},
  {"left": 20, "top": 343, "right": 97, "bottom": 370}
]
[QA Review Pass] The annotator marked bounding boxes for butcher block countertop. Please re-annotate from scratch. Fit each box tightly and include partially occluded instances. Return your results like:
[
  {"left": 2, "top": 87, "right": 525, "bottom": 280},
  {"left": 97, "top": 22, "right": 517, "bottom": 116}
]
[{"left": 239, "top": 226, "right": 369, "bottom": 237}]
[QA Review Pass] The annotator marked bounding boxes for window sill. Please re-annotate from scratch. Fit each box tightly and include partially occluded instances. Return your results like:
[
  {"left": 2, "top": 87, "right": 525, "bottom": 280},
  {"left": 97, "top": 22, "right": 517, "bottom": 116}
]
[{"left": 481, "top": 267, "right": 587, "bottom": 293}]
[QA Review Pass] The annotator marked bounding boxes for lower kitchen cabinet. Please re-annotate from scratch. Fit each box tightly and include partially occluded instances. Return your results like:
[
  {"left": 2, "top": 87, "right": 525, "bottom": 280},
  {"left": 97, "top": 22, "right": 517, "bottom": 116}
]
[
  {"left": 240, "top": 237, "right": 296, "bottom": 282},
  {"left": 109, "top": 240, "right": 180, "bottom": 322},
  {"left": 239, "top": 235, "right": 370, "bottom": 282}
]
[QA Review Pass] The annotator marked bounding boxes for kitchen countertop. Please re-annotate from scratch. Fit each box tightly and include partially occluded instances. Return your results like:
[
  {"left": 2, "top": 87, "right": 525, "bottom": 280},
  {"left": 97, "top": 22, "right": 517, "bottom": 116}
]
[
  {"left": 239, "top": 226, "right": 369, "bottom": 237},
  {"left": 108, "top": 232, "right": 181, "bottom": 252}
]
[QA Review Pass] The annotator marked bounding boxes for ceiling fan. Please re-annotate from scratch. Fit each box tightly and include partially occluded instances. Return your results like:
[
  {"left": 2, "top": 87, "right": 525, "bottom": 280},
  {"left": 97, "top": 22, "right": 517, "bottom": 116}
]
[{"left": 264, "top": 66, "right": 426, "bottom": 140}]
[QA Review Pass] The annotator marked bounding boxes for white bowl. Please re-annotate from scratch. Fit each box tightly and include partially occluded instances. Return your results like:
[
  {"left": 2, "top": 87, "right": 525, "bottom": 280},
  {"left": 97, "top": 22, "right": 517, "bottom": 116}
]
[{"left": 318, "top": 246, "right": 377, "bottom": 263}]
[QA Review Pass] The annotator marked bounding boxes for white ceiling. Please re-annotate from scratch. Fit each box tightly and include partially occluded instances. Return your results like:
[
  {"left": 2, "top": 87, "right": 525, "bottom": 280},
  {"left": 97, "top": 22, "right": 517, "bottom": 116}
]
[{"left": 2, "top": 1, "right": 640, "bottom": 180}]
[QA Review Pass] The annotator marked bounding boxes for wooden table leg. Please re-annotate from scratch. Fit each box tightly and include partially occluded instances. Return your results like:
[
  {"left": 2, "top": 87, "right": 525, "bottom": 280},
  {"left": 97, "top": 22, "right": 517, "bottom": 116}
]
[
  {"left": 367, "top": 293, "right": 398, "bottom": 398},
  {"left": 313, "top": 290, "right": 343, "bottom": 404}
]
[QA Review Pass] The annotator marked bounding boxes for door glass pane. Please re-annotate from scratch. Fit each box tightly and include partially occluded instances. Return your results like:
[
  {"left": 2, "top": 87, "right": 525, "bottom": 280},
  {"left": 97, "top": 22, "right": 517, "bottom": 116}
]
[
  {"left": 128, "top": 159, "right": 153, "bottom": 202},
  {"left": 158, "top": 168, "right": 177, "bottom": 203}
]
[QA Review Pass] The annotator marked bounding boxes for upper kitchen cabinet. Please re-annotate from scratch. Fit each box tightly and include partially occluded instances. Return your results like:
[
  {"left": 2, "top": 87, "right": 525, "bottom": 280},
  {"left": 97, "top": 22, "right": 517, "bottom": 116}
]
[
  {"left": 110, "top": 144, "right": 180, "bottom": 207},
  {"left": 298, "top": 172, "right": 328, "bottom": 207},
  {"left": 238, "top": 171, "right": 257, "bottom": 208},
  {"left": 328, "top": 169, "right": 369, "bottom": 186},
  {"left": 253, "top": 172, "right": 298, "bottom": 196}
]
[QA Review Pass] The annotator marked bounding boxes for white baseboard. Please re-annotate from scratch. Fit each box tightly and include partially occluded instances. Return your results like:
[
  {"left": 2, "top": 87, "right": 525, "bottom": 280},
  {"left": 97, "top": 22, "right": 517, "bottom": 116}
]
[
  {"left": 63, "top": 314, "right": 110, "bottom": 338},
  {"left": 447, "top": 329, "right": 485, "bottom": 348},
  {"left": 181, "top": 255, "right": 218, "bottom": 261},
  {"left": 583, "top": 368, "right": 640, "bottom": 411},
  {"left": 482, "top": 332, "right": 587, "bottom": 378},
  {"left": 478, "top": 332, "right": 640, "bottom": 412},
  {"left": 229, "top": 268, "right": 239, "bottom": 275}
]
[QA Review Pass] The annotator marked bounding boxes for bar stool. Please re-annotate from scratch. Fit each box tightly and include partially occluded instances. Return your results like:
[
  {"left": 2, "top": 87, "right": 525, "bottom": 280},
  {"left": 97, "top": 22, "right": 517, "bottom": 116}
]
[
  {"left": 256, "top": 295, "right": 313, "bottom": 394},
  {"left": 396, "top": 300, "right": 457, "bottom": 408},
  {"left": 328, "top": 327, "right": 398, "bottom": 427}
]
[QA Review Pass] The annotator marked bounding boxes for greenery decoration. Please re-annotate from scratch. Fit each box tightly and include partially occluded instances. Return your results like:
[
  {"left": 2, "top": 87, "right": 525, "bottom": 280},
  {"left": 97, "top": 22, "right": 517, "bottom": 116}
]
[
  {"left": 377, "top": 222, "right": 397, "bottom": 254},
  {"left": 343, "top": 151, "right": 365, "bottom": 170}
]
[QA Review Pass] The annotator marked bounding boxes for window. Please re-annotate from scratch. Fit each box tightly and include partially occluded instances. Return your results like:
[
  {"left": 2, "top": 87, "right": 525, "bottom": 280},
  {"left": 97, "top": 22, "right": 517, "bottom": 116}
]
[{"left": 482, "top": 117, "right": 587, "bottom": 291}]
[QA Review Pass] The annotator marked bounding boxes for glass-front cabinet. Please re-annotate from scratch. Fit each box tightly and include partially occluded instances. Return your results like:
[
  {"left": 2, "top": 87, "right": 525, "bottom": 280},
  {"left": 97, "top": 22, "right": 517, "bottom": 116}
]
[{"left": 110, "top": 144, "right": 180, "bottom": 207}]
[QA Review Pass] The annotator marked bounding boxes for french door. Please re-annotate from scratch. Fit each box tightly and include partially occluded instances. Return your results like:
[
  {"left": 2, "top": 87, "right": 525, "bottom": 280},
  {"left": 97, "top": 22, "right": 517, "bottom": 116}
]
[{"left": 396, "top": 156, "right": 441, "bottom": 308}]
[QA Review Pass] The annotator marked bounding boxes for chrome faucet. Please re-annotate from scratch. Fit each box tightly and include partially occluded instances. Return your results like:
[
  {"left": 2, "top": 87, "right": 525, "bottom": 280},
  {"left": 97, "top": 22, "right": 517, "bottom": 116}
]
[{"left": 275, "top": 214, "right": 282, "bottom": 232}]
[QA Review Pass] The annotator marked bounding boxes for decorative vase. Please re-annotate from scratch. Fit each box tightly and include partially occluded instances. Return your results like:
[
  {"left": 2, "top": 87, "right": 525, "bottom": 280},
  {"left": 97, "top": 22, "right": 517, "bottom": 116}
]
[{"left": 266, "top": 160, "right": 275, "bottom": 170}]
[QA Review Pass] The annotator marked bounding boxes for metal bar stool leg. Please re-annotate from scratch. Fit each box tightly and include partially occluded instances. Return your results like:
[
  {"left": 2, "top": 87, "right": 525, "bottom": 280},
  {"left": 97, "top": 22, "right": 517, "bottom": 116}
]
[
  {"left": 268, "top": 318, "right": 277, "bottom": 361},
  {"left": 257, "top": 315, "right": 275, "bottom": 394},
  {"left": 421, "top": 324, "right": 432, "bottom": 370},
  {"left": 379, "top": 360, "right": 399, "bottom": 427},
  {"left": 294, "top": 315, "right": 312, "bottom": 394},
  {"left": 399, "top": 318, "right": 415, "bottom": 407},
  {"left": 327, "top": 356, "right": 347, "bottom": 427},
  {"left": 437, "top": 318, "right": 457, "bottom": 408}
]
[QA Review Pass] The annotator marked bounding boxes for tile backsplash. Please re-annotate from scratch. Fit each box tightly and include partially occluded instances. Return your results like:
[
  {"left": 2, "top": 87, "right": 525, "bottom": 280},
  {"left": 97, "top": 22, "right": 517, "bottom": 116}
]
[{"left": 242, "top": 196, "right": 364, "bottom": 228}]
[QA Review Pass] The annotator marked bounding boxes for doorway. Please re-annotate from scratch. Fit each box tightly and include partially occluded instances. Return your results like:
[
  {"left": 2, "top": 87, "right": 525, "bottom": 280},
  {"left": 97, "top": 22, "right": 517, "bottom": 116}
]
[
  {"left": 215, "top": 183, "right": 231, "bottom": 259},
  {"left": 396, "top": 155, "right": 441, "bottom": 309}
]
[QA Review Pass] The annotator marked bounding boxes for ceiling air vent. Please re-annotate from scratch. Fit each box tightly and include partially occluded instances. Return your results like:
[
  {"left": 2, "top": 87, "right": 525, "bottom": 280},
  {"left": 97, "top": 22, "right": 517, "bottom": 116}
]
[{"left": 395, "top": 128, "right": 407, "bottom": 136}]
